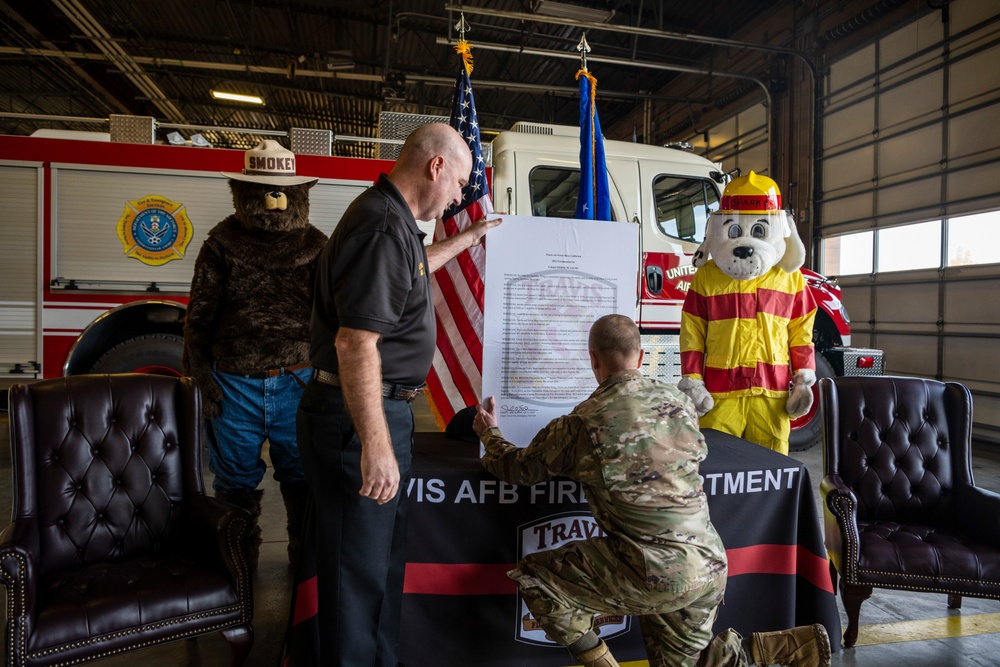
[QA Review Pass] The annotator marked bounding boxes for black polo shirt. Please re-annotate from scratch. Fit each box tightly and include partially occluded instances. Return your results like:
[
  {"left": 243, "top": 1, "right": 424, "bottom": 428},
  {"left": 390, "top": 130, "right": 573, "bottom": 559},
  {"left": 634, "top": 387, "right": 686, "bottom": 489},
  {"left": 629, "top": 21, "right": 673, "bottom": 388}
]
[{"left": 310, "top": 174, "right": 434, "bottom": 387}]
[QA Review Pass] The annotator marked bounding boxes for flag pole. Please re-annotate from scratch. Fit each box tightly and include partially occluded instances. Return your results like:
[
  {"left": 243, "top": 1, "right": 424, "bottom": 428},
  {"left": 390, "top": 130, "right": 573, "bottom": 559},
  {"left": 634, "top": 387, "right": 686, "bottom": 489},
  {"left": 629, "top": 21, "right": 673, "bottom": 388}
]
[{"left": 577, "top": 32, "right": 590, "bottom": 72}]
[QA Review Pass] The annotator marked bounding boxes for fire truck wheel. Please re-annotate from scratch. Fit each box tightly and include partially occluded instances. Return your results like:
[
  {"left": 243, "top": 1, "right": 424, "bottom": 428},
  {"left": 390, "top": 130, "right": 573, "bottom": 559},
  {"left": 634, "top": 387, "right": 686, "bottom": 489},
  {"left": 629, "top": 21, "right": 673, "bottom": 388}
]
[
  {"left": 787, "top": 354, "right": 835, "bottom": 452},
  {"left": 90, "top": 334, "right": 184, "bottom": 377}
]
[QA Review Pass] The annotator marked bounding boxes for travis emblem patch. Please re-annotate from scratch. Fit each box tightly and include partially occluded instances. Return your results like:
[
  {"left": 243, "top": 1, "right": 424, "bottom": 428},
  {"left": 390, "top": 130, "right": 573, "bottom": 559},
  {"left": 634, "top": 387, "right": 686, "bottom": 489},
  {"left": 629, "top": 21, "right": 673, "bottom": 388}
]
[
  {"left": 515, "top": 512, "right": 631, "bottom": 645},
  {"left": 117, "top": 195, "right": 193, "bottom": 266}
]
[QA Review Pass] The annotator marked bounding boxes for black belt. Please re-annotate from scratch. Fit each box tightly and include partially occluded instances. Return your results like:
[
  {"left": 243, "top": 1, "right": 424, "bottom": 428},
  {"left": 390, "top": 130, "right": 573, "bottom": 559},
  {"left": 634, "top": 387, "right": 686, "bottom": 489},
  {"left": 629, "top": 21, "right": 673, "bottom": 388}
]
[
  {"left": 314, "top": 369, "right": 424, "bottom": 403},
  {"left": 216, "top": 361, "right": 312, "bottom": 379}
]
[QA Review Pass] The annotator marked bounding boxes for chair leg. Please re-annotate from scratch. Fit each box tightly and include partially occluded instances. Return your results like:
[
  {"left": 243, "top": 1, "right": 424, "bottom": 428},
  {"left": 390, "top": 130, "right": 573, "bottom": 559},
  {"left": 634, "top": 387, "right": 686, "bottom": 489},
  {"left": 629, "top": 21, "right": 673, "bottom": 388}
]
[
  {"left": 948, "top": 593, "right": 963, "bottom": 609},
  {"left": 221, "top": 624, "right": 254, "bottom": 667},
  {"left": 840, "top": 583, "right": 872, "bottom": 649}
]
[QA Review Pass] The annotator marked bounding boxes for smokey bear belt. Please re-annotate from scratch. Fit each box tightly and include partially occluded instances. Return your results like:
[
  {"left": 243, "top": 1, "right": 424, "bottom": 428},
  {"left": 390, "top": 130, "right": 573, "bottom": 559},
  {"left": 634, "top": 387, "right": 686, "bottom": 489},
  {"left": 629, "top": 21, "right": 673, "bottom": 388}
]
[{"left": 314, "top": 369, "right": 424, "bottom": 403}]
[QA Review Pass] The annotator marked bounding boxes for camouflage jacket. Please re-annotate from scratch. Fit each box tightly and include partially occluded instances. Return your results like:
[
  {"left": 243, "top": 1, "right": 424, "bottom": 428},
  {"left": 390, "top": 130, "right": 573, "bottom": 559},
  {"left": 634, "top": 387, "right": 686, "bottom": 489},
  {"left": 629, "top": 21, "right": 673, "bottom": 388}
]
[{"left": 481, "top": 369, "right": 728, "bottom": 590}]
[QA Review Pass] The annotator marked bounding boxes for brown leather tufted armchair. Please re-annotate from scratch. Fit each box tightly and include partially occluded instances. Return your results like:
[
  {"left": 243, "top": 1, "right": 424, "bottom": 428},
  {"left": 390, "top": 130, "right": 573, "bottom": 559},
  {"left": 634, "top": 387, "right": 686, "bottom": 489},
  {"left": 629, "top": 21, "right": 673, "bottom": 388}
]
[
  {"left": 1, "top": 374, "right": 254, "bottom": 666},
  {"left": 820, "top": 375, "right": 1000, "bottom": 648}
]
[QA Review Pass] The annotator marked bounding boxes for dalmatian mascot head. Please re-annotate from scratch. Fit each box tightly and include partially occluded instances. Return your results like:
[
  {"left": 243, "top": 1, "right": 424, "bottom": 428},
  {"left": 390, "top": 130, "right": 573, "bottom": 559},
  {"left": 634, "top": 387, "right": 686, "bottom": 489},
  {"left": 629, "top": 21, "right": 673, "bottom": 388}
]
[
  {"left": 678, "top": 171, "right": 816, "bottom": 455},
  {"left": 692, "top": 170, "right": 806, "bottom": 278}
]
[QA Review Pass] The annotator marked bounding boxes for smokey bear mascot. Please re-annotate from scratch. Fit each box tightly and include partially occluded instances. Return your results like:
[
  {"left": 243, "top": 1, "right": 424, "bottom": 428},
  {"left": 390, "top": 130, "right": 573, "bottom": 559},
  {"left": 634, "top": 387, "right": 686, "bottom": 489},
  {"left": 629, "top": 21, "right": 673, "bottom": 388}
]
[
  {"left": 678, "top": 171, "right": 817, "bottom": 456},
  {"left": 184, "top": 140, "right": 326, "bottom": 571}
]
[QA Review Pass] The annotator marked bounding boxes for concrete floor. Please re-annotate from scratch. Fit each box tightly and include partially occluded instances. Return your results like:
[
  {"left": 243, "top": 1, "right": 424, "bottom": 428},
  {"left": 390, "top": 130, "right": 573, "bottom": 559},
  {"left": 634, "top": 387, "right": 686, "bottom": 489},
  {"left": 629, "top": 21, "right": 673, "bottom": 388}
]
[{"left": 2, "top": 393, "right": 1000, "bottom": 666}]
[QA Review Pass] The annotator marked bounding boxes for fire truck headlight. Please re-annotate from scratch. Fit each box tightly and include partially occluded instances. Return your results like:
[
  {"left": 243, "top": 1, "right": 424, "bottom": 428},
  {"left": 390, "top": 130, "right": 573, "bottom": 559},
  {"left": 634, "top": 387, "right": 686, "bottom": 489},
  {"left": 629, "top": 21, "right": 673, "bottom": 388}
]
[{"left": 840, "top": 305, "right": 851, "bottom": 325}]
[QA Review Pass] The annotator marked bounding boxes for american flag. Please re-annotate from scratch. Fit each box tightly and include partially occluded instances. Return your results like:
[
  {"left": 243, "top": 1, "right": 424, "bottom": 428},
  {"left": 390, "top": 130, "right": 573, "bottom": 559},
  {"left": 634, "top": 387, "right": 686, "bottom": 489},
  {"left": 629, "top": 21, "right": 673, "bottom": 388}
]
[{"left": 425, "top": 66, "right": 493, "bottom": 428}]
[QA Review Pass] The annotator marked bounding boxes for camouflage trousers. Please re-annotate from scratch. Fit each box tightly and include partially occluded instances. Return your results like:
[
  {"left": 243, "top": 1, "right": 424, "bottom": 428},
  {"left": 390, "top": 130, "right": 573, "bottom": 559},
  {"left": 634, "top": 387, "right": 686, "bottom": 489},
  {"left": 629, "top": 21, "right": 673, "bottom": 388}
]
[{"left": 510, "top": 537, "right": 748, "bottom": 667}]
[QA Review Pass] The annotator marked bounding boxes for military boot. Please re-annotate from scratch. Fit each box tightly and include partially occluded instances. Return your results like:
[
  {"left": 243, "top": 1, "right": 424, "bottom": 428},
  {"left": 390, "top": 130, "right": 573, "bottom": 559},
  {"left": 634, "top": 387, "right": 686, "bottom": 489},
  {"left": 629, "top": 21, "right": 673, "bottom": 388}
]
[
  {"left": 216, "top": 488, "right": 264, "bottom": 574},
  {"left": 279, "top": 481, "right": 309, "bottom": 566},
  {"left": 748, "top": 623, "right": 831, "bottom": 667},
  {"left": 573, "top": 639, "right": 620, "bottom": 667}
]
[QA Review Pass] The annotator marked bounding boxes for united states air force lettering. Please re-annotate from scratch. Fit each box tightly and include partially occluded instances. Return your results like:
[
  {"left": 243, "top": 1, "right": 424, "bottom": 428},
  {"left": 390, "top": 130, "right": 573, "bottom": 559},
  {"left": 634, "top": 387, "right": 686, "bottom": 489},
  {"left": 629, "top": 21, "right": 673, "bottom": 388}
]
[{"left": 406, "top": 466, "right": 800, "bottom": 504}]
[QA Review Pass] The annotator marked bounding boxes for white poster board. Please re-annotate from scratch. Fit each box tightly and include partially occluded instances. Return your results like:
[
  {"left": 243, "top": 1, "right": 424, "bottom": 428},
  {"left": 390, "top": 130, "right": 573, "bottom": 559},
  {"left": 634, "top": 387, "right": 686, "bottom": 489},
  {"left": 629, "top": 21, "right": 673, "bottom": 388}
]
[{"left": 482, "top": 215, "right": 639, "bottom": 446}]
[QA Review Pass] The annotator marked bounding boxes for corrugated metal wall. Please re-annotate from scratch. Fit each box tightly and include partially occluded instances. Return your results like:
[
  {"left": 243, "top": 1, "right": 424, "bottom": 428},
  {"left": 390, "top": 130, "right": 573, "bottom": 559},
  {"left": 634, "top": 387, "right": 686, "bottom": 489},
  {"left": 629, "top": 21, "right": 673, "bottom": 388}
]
[{"left": 816, "top": 0, "right": 1000, "bottom": 444}]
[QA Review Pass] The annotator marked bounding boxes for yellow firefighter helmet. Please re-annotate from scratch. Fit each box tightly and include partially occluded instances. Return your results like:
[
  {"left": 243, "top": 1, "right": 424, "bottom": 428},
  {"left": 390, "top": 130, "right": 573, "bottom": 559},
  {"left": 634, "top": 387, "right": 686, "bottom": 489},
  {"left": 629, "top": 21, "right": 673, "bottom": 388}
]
[{"left": 718, "top": 171, "right": 782, "bottom": 214}]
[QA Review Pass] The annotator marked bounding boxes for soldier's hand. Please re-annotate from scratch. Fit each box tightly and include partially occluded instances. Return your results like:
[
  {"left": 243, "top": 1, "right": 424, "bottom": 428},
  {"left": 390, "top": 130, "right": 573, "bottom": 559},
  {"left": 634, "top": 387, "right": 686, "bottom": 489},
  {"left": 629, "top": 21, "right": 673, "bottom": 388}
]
[{"left": 473, "top": 396, "right": 498, "bottom": 436}]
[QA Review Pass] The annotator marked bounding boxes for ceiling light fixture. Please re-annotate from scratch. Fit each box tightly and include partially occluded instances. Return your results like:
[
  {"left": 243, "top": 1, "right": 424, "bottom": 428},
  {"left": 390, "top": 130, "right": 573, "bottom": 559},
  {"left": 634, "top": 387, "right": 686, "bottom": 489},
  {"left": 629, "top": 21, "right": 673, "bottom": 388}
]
[
  {"left": 533, "top": 0, "right": 615, "bottom": 23},
  {"left": 211, "top": 90, "right": 264, "bottom": 105}
]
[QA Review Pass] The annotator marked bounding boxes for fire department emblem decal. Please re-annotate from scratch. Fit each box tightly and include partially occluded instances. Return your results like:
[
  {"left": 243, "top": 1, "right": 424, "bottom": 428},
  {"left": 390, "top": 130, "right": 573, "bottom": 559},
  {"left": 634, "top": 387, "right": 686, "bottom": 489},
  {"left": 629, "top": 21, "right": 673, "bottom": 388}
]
[
  {"left": 117, "top": 195, "right": 193, "bottom": 266},
  {"left": 514, "top": 512, "right": 631, "bottom": 645}
]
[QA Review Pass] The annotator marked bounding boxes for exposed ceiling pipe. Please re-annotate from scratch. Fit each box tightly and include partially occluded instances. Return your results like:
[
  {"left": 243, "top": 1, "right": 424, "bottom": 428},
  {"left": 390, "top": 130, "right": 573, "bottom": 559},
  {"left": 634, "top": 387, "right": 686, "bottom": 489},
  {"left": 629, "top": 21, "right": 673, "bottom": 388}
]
[
  {"left": 0, "top": 46, "right": 385, "bottom": 82},
  {"left": 52, "top": 0, "right": 188, "bottom": 122},
  {"left": 823, "top": 0, "right": 911, "bottom": 43},
  {"left": 0, "top": 46, "right": 707, "bottom": 105},
  {"left": 434, "top": 36, "right": 772, "bottom": 110},
  {"left": 0, "top": 3, "right": 133, "bottom": 115},
  {"left": 443, "top": 3, "right": 815, "bottom": 74}
]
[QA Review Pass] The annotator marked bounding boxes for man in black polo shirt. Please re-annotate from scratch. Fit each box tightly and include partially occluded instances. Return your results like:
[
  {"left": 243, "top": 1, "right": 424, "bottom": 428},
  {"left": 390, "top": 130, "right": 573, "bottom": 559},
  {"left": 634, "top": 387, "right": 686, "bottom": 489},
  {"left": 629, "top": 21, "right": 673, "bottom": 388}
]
[{"left": 297, "top": 123, "right": 499, "bottom": 666}]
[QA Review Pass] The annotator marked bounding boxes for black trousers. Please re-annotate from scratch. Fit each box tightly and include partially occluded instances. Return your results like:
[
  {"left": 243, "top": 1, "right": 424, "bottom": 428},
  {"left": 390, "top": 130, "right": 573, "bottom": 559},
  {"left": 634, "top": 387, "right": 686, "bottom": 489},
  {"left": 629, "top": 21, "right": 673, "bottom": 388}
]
[{"left": 296, "top": 381, "right": 414, "bottom": 667}]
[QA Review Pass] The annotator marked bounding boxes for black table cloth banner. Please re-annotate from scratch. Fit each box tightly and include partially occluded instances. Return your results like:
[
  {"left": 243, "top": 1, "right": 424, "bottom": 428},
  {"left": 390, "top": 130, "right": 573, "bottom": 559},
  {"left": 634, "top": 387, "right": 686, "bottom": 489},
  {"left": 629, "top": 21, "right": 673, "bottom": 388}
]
[{"left": 283, "top": 428, "right": 842, "bottom": 666}]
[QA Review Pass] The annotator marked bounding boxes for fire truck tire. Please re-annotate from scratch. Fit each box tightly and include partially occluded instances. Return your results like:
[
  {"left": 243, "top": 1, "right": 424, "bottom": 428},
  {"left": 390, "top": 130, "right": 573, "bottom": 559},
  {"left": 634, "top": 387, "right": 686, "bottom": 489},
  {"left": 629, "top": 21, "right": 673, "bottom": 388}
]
[
  {"left": 90, "top": 334, "right": 184, "bottom": 376},
  {"left": 787, "top": 354, "right": 835, "bottom": 452}
]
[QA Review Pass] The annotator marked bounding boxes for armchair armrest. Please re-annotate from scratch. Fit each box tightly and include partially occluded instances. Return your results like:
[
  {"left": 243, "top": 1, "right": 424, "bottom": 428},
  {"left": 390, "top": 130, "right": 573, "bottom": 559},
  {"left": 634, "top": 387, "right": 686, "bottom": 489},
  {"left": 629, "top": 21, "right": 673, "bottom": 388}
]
[
  {"left": 183, "top": 494, "right": 253, "bottom": 588},
  {"left": 0, "top": 518, "right": 40, "bottom": 639},
  {"left": 950, "top": 484, "right": 1000, "bottom": 549},
  {"left": 821, "top": 473, "right": 861, "bottom": 577}
]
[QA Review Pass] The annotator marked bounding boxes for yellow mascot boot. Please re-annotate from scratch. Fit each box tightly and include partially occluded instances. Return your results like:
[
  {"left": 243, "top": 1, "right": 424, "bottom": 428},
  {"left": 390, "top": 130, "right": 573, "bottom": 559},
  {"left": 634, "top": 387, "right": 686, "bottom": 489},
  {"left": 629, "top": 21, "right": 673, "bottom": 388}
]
[{"left": 750, "top": 624, "right": 831, "bottom": 667}]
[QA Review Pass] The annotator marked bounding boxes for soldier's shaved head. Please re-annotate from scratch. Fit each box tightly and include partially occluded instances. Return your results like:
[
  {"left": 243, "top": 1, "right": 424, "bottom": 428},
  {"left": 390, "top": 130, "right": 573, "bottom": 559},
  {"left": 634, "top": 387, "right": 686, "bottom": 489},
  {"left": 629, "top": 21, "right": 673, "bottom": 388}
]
[{"left": 589, "top": 314, "right": 641, "bottom": 368}]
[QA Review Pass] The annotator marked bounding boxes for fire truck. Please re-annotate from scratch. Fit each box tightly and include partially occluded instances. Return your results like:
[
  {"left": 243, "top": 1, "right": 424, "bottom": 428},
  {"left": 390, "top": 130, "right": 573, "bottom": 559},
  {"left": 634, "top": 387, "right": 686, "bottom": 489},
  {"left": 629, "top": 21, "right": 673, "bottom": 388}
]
[{"left": 0, "top": 119, "right": 881, "bottom": 449}]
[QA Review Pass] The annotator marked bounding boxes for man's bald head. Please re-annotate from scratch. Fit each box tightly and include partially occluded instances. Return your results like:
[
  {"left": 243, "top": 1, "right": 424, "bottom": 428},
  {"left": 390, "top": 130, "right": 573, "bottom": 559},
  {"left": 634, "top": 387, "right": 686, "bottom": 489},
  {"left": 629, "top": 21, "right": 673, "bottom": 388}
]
[
  {"left": 389, "top": 123, "right": 472, "bottom": 222},
  {"left": 395, "top": 123, "right": 469, "bottom": 172},
  {"left": 588, "top": 315, "right": 642, "bottom": 381}
]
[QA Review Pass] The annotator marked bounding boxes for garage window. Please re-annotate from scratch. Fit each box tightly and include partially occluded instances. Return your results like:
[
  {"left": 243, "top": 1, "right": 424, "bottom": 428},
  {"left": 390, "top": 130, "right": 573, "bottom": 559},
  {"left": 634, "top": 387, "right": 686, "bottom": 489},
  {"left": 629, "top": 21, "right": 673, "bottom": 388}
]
[
  {"left": 878, "top": 220, "right": 941, "bottom": 273},
  {"left": 821, "top": 231, "right": 874, "bottom": 276},
  {"left": 948, "top": 211, "right": 1000, "bottom": 266}
]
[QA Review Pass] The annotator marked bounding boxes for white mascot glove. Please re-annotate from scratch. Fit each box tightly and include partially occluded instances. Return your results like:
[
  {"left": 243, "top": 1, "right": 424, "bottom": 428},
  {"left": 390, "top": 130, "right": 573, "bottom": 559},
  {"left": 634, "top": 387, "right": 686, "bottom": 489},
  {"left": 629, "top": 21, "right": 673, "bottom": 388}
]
[
  {"left": 678, "top": 377, "right": 714, "bottom": 416},
  {"left": 785, "top": 368, "right": 817, "bottom": 419}
]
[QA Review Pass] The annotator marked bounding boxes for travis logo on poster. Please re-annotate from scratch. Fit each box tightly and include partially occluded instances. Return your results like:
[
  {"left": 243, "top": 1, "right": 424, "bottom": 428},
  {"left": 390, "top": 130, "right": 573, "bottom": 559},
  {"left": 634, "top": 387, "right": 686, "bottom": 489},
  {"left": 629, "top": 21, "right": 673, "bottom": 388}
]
[{"left": 515, "top": 512, "right": 630, "bottom": 645}]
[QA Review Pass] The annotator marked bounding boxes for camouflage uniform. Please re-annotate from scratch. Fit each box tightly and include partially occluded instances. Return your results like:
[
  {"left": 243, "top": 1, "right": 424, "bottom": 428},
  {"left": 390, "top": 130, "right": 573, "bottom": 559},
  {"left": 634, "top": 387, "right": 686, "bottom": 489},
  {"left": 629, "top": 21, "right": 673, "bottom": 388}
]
[{"left": 481, "top": 369, "right": 749, "bottom": 667}]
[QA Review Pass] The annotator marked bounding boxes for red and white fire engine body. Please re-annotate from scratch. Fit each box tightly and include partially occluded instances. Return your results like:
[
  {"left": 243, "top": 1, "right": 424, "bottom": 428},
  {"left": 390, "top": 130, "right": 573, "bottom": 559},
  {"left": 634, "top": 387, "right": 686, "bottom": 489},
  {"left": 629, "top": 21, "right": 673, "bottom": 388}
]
[{"left": 1, "top": 123, "right": 880, "bottom": 448}]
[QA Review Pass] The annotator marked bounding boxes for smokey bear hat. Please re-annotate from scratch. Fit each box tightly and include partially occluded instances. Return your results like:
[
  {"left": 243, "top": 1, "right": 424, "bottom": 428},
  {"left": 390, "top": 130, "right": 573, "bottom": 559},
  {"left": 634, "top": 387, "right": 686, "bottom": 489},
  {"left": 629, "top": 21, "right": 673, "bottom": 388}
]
[{"left": 221, "top": 139, "right": 318, "bottom": 186}]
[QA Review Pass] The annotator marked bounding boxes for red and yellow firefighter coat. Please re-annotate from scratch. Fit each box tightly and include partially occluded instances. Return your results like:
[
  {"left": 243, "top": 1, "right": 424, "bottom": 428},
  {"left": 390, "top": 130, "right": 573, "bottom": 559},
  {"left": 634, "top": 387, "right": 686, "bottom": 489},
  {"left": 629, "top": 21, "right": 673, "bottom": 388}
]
[{"left": 680, "top": 259, "right": 816, "bottom": 453}]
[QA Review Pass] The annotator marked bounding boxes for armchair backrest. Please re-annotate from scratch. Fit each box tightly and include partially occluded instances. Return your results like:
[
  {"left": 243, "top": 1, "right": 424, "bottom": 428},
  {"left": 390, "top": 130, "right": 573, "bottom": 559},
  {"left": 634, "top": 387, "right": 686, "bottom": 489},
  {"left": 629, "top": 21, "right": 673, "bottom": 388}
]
[
  {"left": 7, "top": 374, "right": 205, "bottom": 576},
  {"left": 820, "top": 375, "right": 974, "bottom": 525}
]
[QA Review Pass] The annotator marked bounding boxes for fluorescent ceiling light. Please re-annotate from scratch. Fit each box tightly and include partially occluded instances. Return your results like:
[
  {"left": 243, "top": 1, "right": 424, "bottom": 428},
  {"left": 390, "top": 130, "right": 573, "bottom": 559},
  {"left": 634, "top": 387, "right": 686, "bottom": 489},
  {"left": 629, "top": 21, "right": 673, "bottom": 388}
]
[
  {"left": 211, "top": 90, "right": 264, "bottom": 105},
  {"left": 534, "top": 0, "right": 615, "bottom": 23}
]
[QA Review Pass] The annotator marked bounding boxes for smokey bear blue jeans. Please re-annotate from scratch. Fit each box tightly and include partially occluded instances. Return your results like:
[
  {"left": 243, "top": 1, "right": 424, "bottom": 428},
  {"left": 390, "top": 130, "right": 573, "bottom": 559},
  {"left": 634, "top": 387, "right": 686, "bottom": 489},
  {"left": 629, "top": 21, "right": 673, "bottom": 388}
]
[{"left": 207, "top": 367, "right": 312, "bottom": 494}]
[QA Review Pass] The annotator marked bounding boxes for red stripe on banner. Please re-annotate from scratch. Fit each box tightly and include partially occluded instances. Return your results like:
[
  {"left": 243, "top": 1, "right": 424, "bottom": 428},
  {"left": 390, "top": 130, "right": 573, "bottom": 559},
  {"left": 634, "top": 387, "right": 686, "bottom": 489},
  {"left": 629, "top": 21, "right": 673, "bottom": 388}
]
[
  {"left": 403, "top": 545, "right": 833, "bottom": 597},
  {"left": 404, "top": 563, "right": 517, "bottom": 595},
  {"left": 727, "top": 544, "right": 834, "bottom": 594},
  {"left": 434, "top": 316, "right": 479, "bottom": 410},
  {"left": 435, "top": 263, "right": 483, "bottom": 370},
  {"left": 292, "top": 575, "right": 319, "bottom": 625}
]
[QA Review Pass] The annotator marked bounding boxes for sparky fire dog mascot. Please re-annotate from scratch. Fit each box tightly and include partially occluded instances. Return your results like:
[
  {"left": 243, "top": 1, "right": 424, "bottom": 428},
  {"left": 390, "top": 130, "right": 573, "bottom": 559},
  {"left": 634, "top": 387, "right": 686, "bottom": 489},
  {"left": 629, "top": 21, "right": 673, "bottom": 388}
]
[
  {"left": 678, "top": 171, "right": 817, "bottom": 455},
  {"left": 183, "top": 140, "right": 326, "bottom": 571}
]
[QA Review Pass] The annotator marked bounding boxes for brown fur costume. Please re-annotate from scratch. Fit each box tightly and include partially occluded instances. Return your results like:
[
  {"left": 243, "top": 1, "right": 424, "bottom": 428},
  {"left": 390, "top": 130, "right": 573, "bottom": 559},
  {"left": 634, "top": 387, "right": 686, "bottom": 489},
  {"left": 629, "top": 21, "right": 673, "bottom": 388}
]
[
  {"left": 183, "top": 179, "right": 327, "bottom": 417},
  {"left": 183, "top": 170, "right": 325, "bottom": 571}
]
